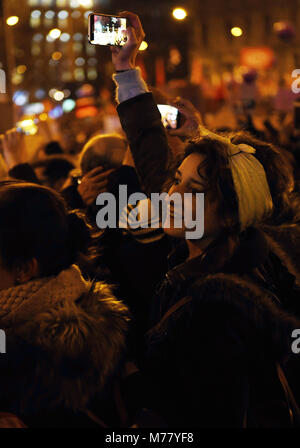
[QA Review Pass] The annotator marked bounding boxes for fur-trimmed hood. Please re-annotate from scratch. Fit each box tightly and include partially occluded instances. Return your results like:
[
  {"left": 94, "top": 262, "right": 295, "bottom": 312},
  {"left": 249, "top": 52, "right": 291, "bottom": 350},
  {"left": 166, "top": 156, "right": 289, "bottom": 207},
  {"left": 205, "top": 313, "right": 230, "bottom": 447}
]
[{"left": 0, "top": 266, "right": 129, "bottom": 416}]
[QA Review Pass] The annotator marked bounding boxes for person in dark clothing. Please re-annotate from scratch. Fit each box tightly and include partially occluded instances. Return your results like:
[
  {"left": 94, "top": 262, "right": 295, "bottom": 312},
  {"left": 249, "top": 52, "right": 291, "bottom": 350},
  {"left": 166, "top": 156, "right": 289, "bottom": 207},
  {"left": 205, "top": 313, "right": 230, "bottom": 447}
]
[
  {"left": 0, "top": 180, "right": 129, "bottom": 427},
  {"left": 111, "top": 12, "right": 300, "bottom": 427},
  {"left": 32, "top": 155, "right": 75, "bottom": 191}
]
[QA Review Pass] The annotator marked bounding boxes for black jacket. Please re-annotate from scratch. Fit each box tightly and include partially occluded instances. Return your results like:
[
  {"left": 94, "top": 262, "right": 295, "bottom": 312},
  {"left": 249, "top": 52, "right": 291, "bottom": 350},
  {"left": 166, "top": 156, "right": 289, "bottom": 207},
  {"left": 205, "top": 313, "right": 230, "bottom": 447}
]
[{"left": 117, "top": 93, "right": 300, "bottom": 427}]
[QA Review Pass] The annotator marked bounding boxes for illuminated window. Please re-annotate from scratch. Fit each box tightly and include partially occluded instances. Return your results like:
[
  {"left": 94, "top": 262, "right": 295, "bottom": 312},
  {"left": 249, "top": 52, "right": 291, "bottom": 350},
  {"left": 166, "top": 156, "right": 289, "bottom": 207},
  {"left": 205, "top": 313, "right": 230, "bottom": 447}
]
[
  {"left": 88, "top": 57, "right": 97, "bottom": 66},
  {"left": 30, "top": 17, "right": 41, "bottom": 28},
  {"left": 33, "top": 33, "right": 43, "bottom": 42},
  {"left": 58, "top": 10, "right": 69, "bottom": 20},
  {"left": 86, "top": 44, "right": 96, "bottom": 55},
  {"left": 45, "top": 10, "right": 55, "bottom": 19},
  {"left": 75, "top": 57, "right": 85, "bottom": 66},
  {"left": 41, "top": 0, "right": 52, "bottom": 6},
  {"left": 72, "top": 11, "right": 81, "bottom": 19},
  {"left": 74, "top": 33, "right": 83, "bottom": 41},
  {"left": 35, "top": 89, "right": 46, "bottom": 99},
  {"left": 44, "top": 13, "right": 55, "bottom": 27},
  {"left": 58, "top": 19, "right": 68, "bottom": 29},
  {"left": 31, "top": 10, "right": 41, "bottom": 19},
  {"left": 62, "top": 71, "right": 73, "bottom": 82},
  {"left": 56, "top": 0, "right": 67, "bottom": 6},
  {"left": 70, "top": 0, "right": 80, "bottom": 7},
  {"left": 52, "top": 51, "right": 62, "bottom": 61},
  {"left": 28, "top": 0, "right": 40, "bottom": 6},
  {"left": 60, "top": 33, "right": 70, "bottom": 42},
  {"left": 46, "top": 34, "right": 55, "bottom": 42},
  {"left": 73, "top": 42, "right": 83, "bottom": 52},
  {"left": 74, "top": 68, "right": 85, "bottom": 82},
  {"left": 31, "top": 44, "right": 41, "bottom": 56},
  {"left": 87, "top": 68, "right": 97, "bottom": 80},
  {"left": 12, "top": 73, "right": 23, "bottom": 86}
]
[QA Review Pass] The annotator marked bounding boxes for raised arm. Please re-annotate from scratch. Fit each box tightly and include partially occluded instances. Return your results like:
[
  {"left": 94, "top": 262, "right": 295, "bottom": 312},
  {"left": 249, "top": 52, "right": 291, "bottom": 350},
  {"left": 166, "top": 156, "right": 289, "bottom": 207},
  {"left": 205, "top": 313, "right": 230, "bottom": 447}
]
[{"left": 110, "top": 11, "right": 170, "bottom": 196}]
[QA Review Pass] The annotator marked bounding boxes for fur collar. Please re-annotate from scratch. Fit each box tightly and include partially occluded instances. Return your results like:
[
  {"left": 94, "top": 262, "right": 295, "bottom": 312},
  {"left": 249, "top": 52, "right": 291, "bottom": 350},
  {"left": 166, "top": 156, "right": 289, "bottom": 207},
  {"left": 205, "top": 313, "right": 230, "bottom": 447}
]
[{"left": 0, "top": 267, "right": 129, "bottom": 416}]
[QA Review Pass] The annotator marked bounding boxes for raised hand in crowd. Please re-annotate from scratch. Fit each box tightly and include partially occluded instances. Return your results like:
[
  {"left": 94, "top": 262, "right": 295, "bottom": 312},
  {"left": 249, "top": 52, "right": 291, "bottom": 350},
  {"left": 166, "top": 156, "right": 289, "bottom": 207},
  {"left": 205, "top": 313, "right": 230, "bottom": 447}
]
[
  {"left": 168, "top": 97, "right": 203, "bottom": 140},
  {"left": 77, "top": 165, "right": 116, "bottom": 206},
  {"left": 0, "top": 128, "right": 28, "bottom": 170},
  {"left": 110, "top": 11, "right": 145, "bottom": 71}
]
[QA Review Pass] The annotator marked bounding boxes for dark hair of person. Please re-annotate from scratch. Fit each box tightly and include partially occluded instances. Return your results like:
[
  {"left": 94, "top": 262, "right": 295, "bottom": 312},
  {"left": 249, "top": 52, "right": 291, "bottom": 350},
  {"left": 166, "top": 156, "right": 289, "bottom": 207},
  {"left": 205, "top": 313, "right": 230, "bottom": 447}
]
[
  {"left": 44, "top": 141, "right": 64, "bottom": 156},
  {"left": 32, "top": 156, "right": 75, "bottom": 181},
  {"left": 0, "top": 180, "right": 91, "bottom": 277}
]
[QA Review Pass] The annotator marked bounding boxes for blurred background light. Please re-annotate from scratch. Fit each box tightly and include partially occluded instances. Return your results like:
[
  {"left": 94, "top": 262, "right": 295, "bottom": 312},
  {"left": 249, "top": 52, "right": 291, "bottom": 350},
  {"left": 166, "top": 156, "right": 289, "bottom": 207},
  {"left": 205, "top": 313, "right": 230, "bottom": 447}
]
[
  {"left": 13, "top": 91, "right": 29, "bottom": 106},
  {"left": 23, "top": 103, "right": 45, "bottom": 115},
  {"left": 172, "top": 8, "right": 187, "bottom": 20},
  {"left": 79, "top": 0, "right": 94, "bottom": 8},
  {"left": 53, "top": 90, "right": 64, "bottom": 101},
  {"left": 17, "top": 65, "right": 27, "bottom": 74},
  {"left": 231, "top": 27, "right": 243, "bottom": 37},
  {"left": 63, "top": 99, "right": 76, "bottom": 113},
  {"left": 39, "top": 113, "right": 48, "bottom": 121},
  {"left": 139, "top": 41, "right": 148, "bottom": 51},
  {"left": 49, "top": 105, "right": 63, "bottom": 119},
  {"left": 35, "top": 89, "right": 46, "bottom": 100},
  {"left": 6, "top": 16, "right": 19, "bottom": 26},
  {"left": 48, "top": 28, "right": 61, "bottom": 40},
  {"left": 52, "top": 51, "right": 62, "bottom": 61},
  {"left": 60, "top": 33, "right": 70, "bottom": 42}
]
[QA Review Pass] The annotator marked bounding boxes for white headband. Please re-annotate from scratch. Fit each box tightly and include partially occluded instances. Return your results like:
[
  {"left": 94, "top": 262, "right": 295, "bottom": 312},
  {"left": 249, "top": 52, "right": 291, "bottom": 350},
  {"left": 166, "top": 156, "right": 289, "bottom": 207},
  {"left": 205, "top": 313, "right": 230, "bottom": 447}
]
[{"left": 199, "top": 127, "right": 274, "bottom": 230}]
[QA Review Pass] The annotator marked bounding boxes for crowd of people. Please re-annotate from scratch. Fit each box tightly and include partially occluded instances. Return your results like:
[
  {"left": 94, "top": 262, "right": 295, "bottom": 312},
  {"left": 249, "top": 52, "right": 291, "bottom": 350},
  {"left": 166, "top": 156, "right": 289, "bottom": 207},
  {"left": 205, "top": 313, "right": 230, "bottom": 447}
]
[{"left": 0, "top": 11, "right": 299, "bottom": 428}]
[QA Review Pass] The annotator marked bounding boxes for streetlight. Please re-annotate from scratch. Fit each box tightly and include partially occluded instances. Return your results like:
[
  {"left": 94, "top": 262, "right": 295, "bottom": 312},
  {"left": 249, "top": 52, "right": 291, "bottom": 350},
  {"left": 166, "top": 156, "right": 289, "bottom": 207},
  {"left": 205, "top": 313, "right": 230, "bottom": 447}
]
[
  {"left": 48, "top": 28, "right": 62, "bottom": 40},
  {"left": 53, "top": 91, "right": 64, "bottom": 102},
  {"left": 231, "top": 27, "right": 243, "bottom": 37},
  {"left": 172, "top": 8, "right": 187, "bottom": 21},
  {"left": 6, "top": 16, "right": 19, "bottom": 26}
]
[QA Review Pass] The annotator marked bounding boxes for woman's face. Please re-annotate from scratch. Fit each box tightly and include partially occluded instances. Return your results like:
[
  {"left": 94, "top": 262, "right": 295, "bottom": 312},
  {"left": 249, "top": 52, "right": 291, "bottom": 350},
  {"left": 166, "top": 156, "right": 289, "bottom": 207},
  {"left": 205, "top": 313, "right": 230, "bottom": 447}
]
[{"left": 163, "top": 152, "right": 221, "bottom": 241}]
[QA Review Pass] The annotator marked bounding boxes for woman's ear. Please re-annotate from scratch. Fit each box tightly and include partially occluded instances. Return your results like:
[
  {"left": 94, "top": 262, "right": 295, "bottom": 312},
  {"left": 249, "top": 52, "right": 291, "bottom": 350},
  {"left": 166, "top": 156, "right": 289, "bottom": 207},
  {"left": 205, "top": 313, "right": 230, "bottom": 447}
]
[{"left": 15, "top": 258, "right": 39, "bottom": 285}]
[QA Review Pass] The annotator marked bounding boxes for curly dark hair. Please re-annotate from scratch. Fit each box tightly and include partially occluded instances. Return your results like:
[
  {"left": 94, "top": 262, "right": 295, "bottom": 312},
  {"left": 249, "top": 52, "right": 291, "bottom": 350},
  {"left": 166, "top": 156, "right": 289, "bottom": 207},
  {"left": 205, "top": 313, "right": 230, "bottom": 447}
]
[{"left": 164, "top": 130, "right": 300, "bottom": 271}]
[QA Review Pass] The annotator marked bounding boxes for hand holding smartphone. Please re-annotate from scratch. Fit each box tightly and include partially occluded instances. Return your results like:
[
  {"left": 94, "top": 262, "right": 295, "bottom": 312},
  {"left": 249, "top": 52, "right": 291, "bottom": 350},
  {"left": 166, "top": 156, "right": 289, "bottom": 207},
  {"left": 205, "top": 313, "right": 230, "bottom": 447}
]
[
  {"left": 89, "top": 11, "right": 145, "bottom": 72},
  {"left": 88, "top": 13, "right": 127, "bottom": 46}
]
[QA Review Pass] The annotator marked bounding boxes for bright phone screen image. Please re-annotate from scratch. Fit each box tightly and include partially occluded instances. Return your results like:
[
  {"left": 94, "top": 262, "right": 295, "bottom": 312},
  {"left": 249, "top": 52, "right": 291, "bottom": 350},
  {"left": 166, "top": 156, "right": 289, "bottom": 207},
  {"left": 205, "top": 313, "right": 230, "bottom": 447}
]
[
  {"left": 90, "top": 14, "right": 127, "bottom": 46},
  {"left": 157, "top": 104, "right": 179, "bottom": 129}
]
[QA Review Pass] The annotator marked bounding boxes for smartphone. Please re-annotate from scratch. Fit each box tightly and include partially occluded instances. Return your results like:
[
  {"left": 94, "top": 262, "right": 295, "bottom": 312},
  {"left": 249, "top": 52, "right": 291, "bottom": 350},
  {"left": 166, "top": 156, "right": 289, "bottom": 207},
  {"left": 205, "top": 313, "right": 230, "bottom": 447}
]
[
  {"left": 294, "top": 100, "right": 300, "bottom": 130},
  {"left": 157, "top": 104, "right": 181, "bottom": 130},
  {"left": 88, "top": 13, "right": 127, "bottom": 46}
]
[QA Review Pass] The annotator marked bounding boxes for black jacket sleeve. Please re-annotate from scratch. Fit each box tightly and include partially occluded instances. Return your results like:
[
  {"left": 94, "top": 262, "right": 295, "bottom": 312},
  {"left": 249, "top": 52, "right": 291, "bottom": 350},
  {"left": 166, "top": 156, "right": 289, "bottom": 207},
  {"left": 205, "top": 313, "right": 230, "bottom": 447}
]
[{"left": 117, "top": 93, "right": 171, "bottom": 196}]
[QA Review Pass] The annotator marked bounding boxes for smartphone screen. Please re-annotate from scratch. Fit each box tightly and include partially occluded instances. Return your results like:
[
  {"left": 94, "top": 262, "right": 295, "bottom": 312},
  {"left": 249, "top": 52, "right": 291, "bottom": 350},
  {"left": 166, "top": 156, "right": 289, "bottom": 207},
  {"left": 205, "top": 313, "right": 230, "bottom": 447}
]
[
  {"left": 157, "top": 104, "right": 180, "bottom": 129},
  {"left": 89, "top": 14, "right": 127, "bottom": 46}
]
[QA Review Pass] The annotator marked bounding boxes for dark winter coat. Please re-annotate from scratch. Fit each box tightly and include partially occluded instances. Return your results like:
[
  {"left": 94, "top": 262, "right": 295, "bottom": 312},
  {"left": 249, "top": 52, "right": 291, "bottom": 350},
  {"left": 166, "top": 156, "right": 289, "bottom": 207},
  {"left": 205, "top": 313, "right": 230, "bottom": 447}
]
[
  {"left": 0, "top": 279, "right": 129, "bottom": 427},
  {"left": 117, "top": 92, "right": 300, "bottom": 427}
]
